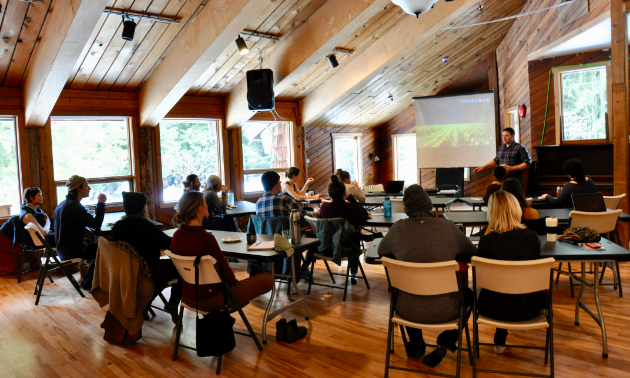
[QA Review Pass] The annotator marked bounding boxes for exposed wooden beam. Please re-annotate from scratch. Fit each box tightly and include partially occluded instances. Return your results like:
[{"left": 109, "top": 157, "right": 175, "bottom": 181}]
[
  {"left": 299, "top": 0, "right": 477, "bottom": 127},
  {"left": 22, "top": 0, "right": 109, "bottom": 127},
  {"left": 138, "top": 0, "right": 270, "bottom": 127},
  {"left": 225, "top": 0, "right": 392, "bottom": 128},
  {"left": 611, "top": 0, "right": 629, "bottom": 247}
]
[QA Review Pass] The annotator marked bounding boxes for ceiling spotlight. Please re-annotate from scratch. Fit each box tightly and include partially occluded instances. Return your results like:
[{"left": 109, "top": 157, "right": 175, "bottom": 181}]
[
  {"left": 326, "top": 54, "right": 339, "bottom": 69},
  {"left": 442, "top": 57, "right": 448, "bottom": 65},
  {"left": 235, "top": 36, "right": 249, "bottom": 56},
  {"left": 121, "top": 16, "right": 136, "bottom": 41},
  {"left": 478, "top": 1, "right": 484, "bottom": 11},
  {"left": 388, "top": 95, "right": 394, "bottom": 101}
]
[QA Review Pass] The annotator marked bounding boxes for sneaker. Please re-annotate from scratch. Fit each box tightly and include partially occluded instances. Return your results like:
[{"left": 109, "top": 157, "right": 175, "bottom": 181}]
[
  {"left": 276, "top": 318, "right": 287, "bottom": 342},
  {"left": 494, "top": 346, "right": 507, "bottom": 354},
  {"left": 284, "top": 319, "right": 307, "bottom": 343}
]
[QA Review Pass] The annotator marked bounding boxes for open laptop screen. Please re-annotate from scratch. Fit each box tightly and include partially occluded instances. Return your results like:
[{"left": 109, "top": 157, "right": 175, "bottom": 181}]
[
  {"left": 385, "top": 181, "right": 404, "bottom": 193},
  {"left": 571, "top": 193, "right": 607, "bottom": 212}
]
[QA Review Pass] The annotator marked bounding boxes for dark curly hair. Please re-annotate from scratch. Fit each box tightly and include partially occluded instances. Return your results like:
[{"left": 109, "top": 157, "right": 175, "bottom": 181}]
[
  {"left": 328, "top": 175, "right": 347, "bottom": 200},
  {"left": 563, "top": 159, "right": 586, "bottom": 183}
]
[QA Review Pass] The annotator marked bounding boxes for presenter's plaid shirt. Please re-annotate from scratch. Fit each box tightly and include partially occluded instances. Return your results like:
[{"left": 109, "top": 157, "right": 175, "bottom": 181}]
[
  {"left": 256, "top": 192, "right": 313, "bottom": 218},
  {"left": 494, "top": 142, "right": 532, "bottom": 179}
]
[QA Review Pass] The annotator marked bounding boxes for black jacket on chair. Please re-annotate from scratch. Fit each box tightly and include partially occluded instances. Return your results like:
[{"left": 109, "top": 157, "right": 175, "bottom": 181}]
[{"left": 476, "top": 228, "right": 547, "bottom": 322}]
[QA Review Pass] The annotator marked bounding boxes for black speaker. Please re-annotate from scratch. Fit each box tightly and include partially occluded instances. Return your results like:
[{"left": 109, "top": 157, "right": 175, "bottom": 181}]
[{"left": 246, "top": 69, "right": 275, "bottom": 111}]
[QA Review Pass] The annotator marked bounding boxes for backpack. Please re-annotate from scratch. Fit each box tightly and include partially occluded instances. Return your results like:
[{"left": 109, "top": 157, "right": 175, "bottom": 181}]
[
  {"left": 559, "top": 227, "right": 601, "bottom": 243},
  {"left": 0, "top": 216, "right": 19, "bottom": 246}
]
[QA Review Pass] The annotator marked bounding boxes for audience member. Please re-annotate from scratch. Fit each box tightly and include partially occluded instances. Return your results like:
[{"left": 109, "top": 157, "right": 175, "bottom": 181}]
[
  {"left": 319, "top": 175, "right": 369, "bottom": 285},
  {"left": 378, "top": 184, "right": 476, "bottom": 367},
  {"left": 19, "top": 187, "right": 55, "bottom": 246},
  {"left": 202, "top": 175, "right": 236, "bottom": 231},
  {"left": 171, "top": 192, "right": 274, "bottom": 311},
  {"left": 282, "top": 167, "right": 321, "bottom": 201},
  {"left": 484, "top": 179, "right": 538, "bottom": 235},
  {"left": 111, "top": 192, "right": 182, "bottom": 323},
  {"left": 336, "top": 169, "right": 366, "bottom": 203},
  {"left": 483, "top": 165, "right": 508, "bottom": 203},
  {"left": 477, "top": 190, "right": 544, "bottom": 354},
  {"left": 541, "top": 159, "right": 596, "bottom": 208},
  {"left": 256, "top": 171, "right": 316, "bottom": 217},
  {"left": 182, "top": 174, "right": 201, "bottom": 193}
]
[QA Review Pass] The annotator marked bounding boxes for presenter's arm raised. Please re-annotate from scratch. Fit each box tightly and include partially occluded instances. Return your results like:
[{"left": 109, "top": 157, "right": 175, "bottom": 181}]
[{"left": 473, "top": 160, "right": 497, "bottom": 174}]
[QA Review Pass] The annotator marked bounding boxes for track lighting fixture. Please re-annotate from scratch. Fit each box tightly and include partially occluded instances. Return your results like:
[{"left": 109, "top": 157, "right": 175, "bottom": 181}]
[
  {"left": 326, "top": 54, "right": 339, "bottom": 69},
  {"left": 235, "top": 36, "right": 249, "bottom": 56},
  {"left": 121, "top": 16, "right": 136, "bottom": 41}
]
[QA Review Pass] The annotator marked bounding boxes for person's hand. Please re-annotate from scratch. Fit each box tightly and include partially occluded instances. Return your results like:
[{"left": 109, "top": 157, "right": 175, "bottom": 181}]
[
  {"left": 306, "top": 178, "right": 314, "bottom": 185},
  {"left": 351, "top": 180, "right": 359, "bottom": 187},
  {"left": 220, "top": 185, "right": 228, "bottom": 193},
  {"left": 97, "top": 194, "right": 107, "bottom": 203},
  {"left": 316, "top": 193, "right": 322, "bottom": 199},
  {"left": 541, "top": 194, "right": 548, "bottom": 200},
  {"left": 473, "top": 167, "right": 483, "bottom": 174},
  {"left": 314, "top": 208, "right": 320, "bottom": 215},
  {"left": 502, "top": 164, "right": 510, "bottom": 172}
]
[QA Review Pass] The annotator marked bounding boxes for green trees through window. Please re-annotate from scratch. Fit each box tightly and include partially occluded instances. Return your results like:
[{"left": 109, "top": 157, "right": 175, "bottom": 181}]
[
  {"left": 0, "top": 118, "right": 20, "bottom": 216},
  {"left": 561, "top": 66, "right": 608, "bottom": 141}
]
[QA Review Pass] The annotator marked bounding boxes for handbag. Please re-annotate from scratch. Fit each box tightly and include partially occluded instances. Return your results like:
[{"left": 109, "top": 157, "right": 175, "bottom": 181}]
[
  {"left": 558, "top": 227, "right": 601, "bottom": 243},
  {"left": 193, "top": 250, "right": 236, "bottom": 357}
]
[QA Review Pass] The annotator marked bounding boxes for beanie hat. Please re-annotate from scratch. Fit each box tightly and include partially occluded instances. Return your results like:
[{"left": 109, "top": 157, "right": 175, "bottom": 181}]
[
  {"left": 66, "top": 175, "right": 87, "bottom": 191},
  {"left": 122, "top": 191, "right": 147, "bottom": 216},
  {"left": 207, "top": 175, "right": 222, "bottom": 188},
  {"left": 403, "top": 184, "right": 433, "bottom": 216}
]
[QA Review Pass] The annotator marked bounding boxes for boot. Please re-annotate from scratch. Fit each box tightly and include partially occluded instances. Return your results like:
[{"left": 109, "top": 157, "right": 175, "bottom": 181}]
[
  {"left": 284, "top": 319, "right": 307, "bottom": 343},
  {"left": 276, "top": 318, "right": 287, "bottom": 342}
]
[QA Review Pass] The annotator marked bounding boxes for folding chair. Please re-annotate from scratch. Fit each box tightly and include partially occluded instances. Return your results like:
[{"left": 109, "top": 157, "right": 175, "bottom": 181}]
[
  {"left": 472, "top": 256, "right": 555, "bottom": 378},
  {"left": 17, "top": 227, "right": 51, "bottom": 284},
  {"left": 381, "top": 257, "right": 472, "bottom": 378},
  {"left": 165, "top": 250, "right": 262, "bottom": 374},
  {"left": 24, "top": 223, "right": 84, "bottom": 305}
]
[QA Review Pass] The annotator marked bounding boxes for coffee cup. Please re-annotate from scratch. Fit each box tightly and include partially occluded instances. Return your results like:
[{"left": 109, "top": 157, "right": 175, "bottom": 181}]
[{"left": 546, "top": 217, "right": 558, "bottom": 242}]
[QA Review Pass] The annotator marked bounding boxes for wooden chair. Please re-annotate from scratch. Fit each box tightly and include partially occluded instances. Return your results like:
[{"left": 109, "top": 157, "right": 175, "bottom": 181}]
[
  {"left": 381, "top": 258, "right": 472, "bottom": 378},
  {"left": 165, "top": 250, "right": 262, "bottom": 374},
  {"left": 24, "top": 223, "right": 84, "bottom": 305},
  {"left": 472, "top": 256, "right": 556, "bottom": 378}
]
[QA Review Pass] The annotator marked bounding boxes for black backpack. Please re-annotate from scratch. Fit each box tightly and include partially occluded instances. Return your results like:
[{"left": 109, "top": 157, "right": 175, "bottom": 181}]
[{"left": 0, "top": 216, "right": 19, "bottom": 246}]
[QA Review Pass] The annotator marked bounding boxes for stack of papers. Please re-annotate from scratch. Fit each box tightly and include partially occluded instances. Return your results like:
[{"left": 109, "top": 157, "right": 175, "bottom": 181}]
[{"left": 247, "top": 241, "right": 275, "bottom": 250}]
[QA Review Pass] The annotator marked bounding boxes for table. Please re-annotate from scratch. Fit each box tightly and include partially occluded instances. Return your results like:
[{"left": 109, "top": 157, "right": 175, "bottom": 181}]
[
  {"left": 458, "top": 197, "right": 485, "bottom": 211},
  {"left": 97, "top": 212, "right": 164, "bottom": 234},
  {"left": 361, "top": 213, "right": 408, "bottom": 228},
  {"left": 361, "top": 196, "right": 457, "bottom": 217},
  {"left": 163, "top": 229, "right": 319, "bottom": 344},
  {"left": 443, "top": 208, "right": 630, "bottom": 227},
  {"left": 225, "top": 201, "right": 257, "bottom": 231},
  {"left": 364, "top": 191, "right": 403, "bottom": 197}
]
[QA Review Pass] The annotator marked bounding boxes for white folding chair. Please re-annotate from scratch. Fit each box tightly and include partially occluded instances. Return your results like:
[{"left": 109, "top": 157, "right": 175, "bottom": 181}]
[
  {"left": 381, "top": 258, "right": 472, "bottom": 378},
  {"left": 24, "top": 223, "right": 84, "bottom": 305},
  {"left": 567, "top": 210, "right": 623, "bottom": 297},
  {"left": 603, "top": 193, "right": 625, "bottom": 210},
  {"left": 391, "top": 198, "right": 404, "bottom": 213},
  {"left": 165, "top": 250, "right": 262, "bottom": 374},
  {"left": 372, "top": 184, "right": 385, "bottom": 192},
  {"left": 472, "top": 256, "right": 555, "bottom": 378}
]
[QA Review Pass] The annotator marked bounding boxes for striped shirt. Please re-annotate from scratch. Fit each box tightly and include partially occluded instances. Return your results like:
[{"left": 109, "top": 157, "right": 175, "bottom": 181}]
[{"left": 256, "top": 192, "right": 313, "bottom": 218}]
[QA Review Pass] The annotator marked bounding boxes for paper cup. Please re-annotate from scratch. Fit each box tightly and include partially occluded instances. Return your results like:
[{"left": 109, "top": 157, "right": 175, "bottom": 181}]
[{"left": 546, "top": 217, "right": 558, "bottom": 242}]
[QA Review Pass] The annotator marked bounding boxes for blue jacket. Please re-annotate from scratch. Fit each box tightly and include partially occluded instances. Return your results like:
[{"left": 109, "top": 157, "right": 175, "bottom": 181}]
[{"left": 54, "top": 195, "right": 105, "bottom": 260}]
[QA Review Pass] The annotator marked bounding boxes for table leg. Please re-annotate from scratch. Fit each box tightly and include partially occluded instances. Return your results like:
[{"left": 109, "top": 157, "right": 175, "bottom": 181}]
[
  {"left": 290, "top": 254, "right": 309, "bottom": 320},
  {"left": 575, "top": 263, "right": 586, "bottom": 326},
  {"left": 262, "top": 262, "right": 277, "bottom": 345},
  {"left": 593, "top": 262, "right": 608, "bottom": 358}
]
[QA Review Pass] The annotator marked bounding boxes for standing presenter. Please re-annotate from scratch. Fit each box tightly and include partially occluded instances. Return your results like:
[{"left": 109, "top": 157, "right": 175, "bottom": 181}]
[{"left": 472, "top": 127, "right": 532, "bottom": 188}]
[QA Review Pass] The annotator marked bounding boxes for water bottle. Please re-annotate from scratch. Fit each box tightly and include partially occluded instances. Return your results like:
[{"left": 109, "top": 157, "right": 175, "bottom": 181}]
[
  {"left": 227, "top": 190, "right": 235, "bottom": 206},
  {"left": 290, "top": 209, "right": 301, "bottom": 245},
  {"left": 383, "top": 196, "right": 392, "bottom": 217}
]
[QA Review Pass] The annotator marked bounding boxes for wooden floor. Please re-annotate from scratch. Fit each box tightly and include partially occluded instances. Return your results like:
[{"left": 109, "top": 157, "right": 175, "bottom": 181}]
[{"left": 1, "top": 249, "right": 630, "bottom": 377}]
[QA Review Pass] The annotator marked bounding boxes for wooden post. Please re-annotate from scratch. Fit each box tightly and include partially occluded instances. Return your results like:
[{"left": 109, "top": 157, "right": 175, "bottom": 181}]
[
  {"left": 488, "top": 51, "right": 501, "bottom": 150},
  {"left": 611, "top": 0, "right": 630, "bottom": 247}
]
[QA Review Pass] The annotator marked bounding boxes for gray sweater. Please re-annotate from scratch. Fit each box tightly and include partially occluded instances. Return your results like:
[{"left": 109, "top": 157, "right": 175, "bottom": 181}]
[
  {"left": 204, "top": 190, "right": 227, "bottom": 214},
  {"left": 378, "top": 214, "right": 476, "bottom": 323}
]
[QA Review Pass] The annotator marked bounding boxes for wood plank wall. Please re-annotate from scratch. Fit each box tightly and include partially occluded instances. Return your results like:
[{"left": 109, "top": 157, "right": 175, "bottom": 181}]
[{"left": 496, "top": 0, "right": 610, "bottom": 160}]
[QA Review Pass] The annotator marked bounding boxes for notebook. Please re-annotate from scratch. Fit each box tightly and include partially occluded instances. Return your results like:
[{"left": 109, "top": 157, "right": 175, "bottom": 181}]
[{"left": 247, "top": 241, "right": 275, "bottom": 250}]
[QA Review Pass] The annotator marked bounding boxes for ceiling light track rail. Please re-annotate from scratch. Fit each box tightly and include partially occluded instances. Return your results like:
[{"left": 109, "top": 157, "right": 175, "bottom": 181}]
[
  {"left": 240, "top": 31, "right": 280, "bottom": 41},
  {"left": 104, "top": 8, "right": 180, "bottom": 24}
]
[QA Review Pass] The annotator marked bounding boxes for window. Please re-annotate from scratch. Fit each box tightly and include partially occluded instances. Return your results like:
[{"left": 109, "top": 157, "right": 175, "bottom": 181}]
[
  {"left": 51, "top": 118, "right": 134, "bottom": 206},
  {"left": 332, "top": 133, "right": 362, "bottom": 185},
  {"left": 504, "top": 107, "right": 520, "bottom": 143},
  {"left": 0, "top": 117, "right": 21, "bottom": 216},
  {"left": 159, "top": 119, "right": 221, "bottom": 203},
  {"left": 553, "top": 63, "right": 611, "bottom": 144},
  {"left": 392, "top": 134, "right": 418, "bottom": 185},
  {"left": 241, "top": 122, "right": 292, "bottom": 193}
]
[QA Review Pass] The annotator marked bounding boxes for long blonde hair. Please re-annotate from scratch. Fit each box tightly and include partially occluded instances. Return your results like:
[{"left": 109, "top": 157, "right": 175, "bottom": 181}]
[
  {"left": 487, "top": 191, "right": 526, "bottom": 233},
  {"left": 172, "top": 192, "right": 205, "bottom": 226}
]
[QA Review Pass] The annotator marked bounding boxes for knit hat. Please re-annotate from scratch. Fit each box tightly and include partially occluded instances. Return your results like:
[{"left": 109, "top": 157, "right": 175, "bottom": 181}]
[
  {"left": 207, "top": 175, "right": 222, "bottom": 188},
  {"left": 66, "top": 175, "right": 86, "bottom": 190},
  {"left": 122, "top": 191, "right": 147, "bottom": 215},
  {"left": 403, "top": 184, "right": 433, "bottom": 216}
]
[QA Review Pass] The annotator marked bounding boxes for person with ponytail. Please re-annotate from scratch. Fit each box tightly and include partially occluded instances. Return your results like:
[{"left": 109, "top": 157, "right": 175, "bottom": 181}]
[
  {"left": 170, "top": 192, "right": 274, "bottom": 310},
  {"left": 336, "top": 169, "right": 366, "bottom": 203},
  {"left": 282, "top": 167, "right": 321, "bottom": 201}
]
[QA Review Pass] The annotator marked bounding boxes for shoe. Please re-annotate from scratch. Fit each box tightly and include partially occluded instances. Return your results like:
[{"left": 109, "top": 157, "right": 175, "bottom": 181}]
[
  {"left": 284, "top": 319, "right": 307, "bottom": 343},
  {"left": 276, "top": 318, "right": 287, "bottom": 342},
  {"left": 350, "top": 273, "right": 359, "bottom": 285},
  {"left": 436, "top": 332, "right": 457, "bottom": 353},
  {"left": 494, "top": 345, "right": 507, "bottom": 354},
  {"left": 422, "top": 346, "right": 447, "bottom": 368},
  {"left": 300, "top": 268, "right": 310, "bottom": 281},
  {"left": 164, "top": 304, "right": 180, "bottom": 325},
  {"left": 404, "top": 343, "right": 426, "bottom": 359}
]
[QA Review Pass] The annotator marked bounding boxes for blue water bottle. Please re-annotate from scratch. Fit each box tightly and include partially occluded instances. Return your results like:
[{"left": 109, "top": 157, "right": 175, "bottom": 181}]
[{"left": 383, "top": 196, "right": 392, "bottom": 217}]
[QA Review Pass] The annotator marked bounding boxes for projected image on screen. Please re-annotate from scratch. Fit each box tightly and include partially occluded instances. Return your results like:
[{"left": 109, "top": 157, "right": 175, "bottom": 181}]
[{"left": 414, "top": 92, "right": 497, "bottom": 168}]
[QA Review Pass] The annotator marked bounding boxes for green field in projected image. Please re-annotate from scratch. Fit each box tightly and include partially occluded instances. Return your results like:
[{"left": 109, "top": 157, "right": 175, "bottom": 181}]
[{"left": 416, "top": 123, "right": 494, "bottom": 148}]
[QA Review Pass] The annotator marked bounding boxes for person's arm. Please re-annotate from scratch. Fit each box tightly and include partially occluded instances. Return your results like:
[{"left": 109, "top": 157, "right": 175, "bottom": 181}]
[
  {"left": 79, "top": 198, "right": 106, "bottom": 229},
  {"left": 483, "top": 184, "right": 495, "bottom": 204},
  {"left": 476, "top": 236, "right": 490, "bottom": 258},
  {"left": 22, "top": 213, "right": 48, "bottom": 236},
  {"left": 545, "top": 184, "right": 571, "bottom": 208},
  {"left": 473, "top": 159, "right": 497, "bottom": 174},
  {"left": 286, "top": 195, "right": 315, "bottom": 217},
  {"left": 452, "top": 222, "right": 476, "bottom": 262},
  {"left": 350, "top": 185, "right": 366, "bottom": 203},
  {"left": 300, "top": 178, "right": 315, "bottom": 194},
  {"left": 205, "top": 234, "right": 238, "bottom": 285},
  {"left": 283, "top": 183, "right": 320, "bottom": 201},
  {"left": 377, "top": 224, "right": 397, "bottom": 258}
]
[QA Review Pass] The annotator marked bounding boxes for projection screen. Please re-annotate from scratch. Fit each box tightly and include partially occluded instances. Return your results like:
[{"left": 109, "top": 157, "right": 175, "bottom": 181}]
[{"left": 414, "top": 91, "right": 496, "bottom": 168}]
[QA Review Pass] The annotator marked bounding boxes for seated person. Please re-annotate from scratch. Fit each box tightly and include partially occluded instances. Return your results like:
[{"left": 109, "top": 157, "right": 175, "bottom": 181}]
[
  {"left": 319, "top": 175, "right": 370, "bottom": 285},
  {"left": 111, "top": 192, "right": 182, "bottom": 323},
  {"left": 19, "top": 187, "right": 55, "bottom": 246},
  {"left": 483, "top": 165, "right": 508, "bottom": 204},
  {"left": 282, "top": 167, "right": 321, "bottom": 201},
  {"left": 182, "top": 174, "right": 201, "bottom": 193},
  {"left": 202, "top": 175, "right": 236, "bottom": 231},
  {"left": 171, "top": 192, "right": 275, "bottom": 311},
  {"left": 54, "top": 175, "right": 106, "bottom": 262},
  {"left": 541, "top": 158, "right": 596, "bottom": 208},
  {"left": 378, "top": 185, "right": 476, "bottom": 367},
  {"left": 256, "top": 171, "right": 317, "bottom": 218},
  {"left": 336, "top": 169, "right": 366, "bottom": 203},
  {"left": 484, "top": 179, "right": 538, "bottom": 235},
  {"left": 477, "top": 191, "right": 544, "bottom": 354}
]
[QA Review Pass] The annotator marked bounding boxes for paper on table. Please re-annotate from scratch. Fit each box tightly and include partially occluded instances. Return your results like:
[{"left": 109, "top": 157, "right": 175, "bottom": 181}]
[
  {"left": 247, "top": 241, "right": 275, "bottom": 250},
  {"left": 471, "top": 197, "right": 483, "bottom": 200}
]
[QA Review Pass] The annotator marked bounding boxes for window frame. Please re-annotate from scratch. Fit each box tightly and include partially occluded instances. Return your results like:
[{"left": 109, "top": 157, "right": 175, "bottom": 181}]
[
  {"left": 48, "top": 116, "right": 137, "bottom": 211},
  {"left": 504, "top": 106, "right": 520, "bottom": 144},
  {"left": 238, "top": 121, "right": 295, "bottom": 197},
  {"left": 552, "top": 62, "right": 612, "bottom": 145},
  {"left": 332, "top": 132, "right": 363, "bottom": 186},
  {"left": 391, "top": 133, "right": 419, "bottom": 186},
  {"left": 154, "top": 118, "right": 225, "bottom": 208},
  {"left": 0, "top": 114, "right": 29, "bottom": 221}
]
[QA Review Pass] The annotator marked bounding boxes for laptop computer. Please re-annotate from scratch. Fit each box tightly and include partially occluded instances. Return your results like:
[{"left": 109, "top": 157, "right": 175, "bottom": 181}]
[
  {"left": 385, "top": 181, "right": 404, "bottom": 194},
  {"left": 572, "top": 193, "right": 607, "bottom": 212}
]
